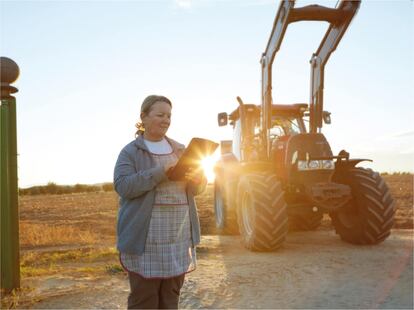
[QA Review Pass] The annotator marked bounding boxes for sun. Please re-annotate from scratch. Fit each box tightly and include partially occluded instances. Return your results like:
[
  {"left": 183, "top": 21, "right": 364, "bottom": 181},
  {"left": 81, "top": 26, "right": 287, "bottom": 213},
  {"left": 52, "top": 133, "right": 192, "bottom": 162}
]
[{"left": 201, "top": 151, "right": 220, "bottom": 183}]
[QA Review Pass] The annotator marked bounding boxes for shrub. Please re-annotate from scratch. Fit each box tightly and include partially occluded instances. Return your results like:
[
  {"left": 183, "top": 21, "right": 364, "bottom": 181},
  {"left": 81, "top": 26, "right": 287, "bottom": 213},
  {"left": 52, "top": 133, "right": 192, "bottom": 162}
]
[
  {"left": 45, "top": 182, "right": 58, "bottom": 194},
  {"left": 102, "top": 183, "right": 114, "bottom": 192}
]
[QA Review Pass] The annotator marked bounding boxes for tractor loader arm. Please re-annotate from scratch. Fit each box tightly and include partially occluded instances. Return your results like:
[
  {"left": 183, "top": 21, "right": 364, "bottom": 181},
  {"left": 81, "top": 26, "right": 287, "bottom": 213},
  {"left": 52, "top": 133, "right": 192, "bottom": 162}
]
[
  {"left": 309, "top": 1, "right": 361, "bottom": 133},
  {"left": 261, "top": 0, "right": 361, "bottom": 157}
]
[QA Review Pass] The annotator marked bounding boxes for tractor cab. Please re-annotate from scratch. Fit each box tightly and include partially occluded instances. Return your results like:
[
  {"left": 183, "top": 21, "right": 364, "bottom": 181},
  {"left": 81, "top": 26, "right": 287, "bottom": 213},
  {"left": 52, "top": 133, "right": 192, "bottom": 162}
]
[{"left": 217, "top": 102, "right": 331, "bottom": 162}]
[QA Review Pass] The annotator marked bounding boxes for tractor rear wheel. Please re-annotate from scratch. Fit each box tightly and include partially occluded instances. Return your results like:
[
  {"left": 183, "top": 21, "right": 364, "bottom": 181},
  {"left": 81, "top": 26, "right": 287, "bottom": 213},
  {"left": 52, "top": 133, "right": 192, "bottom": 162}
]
[
  {"left": 236, "top": 173, "right": 288, "bottom": 251},
  {"left": 214, "top": 181, "right": 238, "bottom": 235},
  {"left": 330, "top": 167, "right": 395, "bottom": 244}
]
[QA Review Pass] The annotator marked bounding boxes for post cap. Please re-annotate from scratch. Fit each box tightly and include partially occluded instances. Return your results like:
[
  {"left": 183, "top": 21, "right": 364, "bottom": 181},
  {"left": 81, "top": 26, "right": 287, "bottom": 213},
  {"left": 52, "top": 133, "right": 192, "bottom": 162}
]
[
  {"left": 1, "top": 57, "right": 19, "bottom": 98},
  {"left": 1, "top": 57, "right": 20, "bottom": 85}
]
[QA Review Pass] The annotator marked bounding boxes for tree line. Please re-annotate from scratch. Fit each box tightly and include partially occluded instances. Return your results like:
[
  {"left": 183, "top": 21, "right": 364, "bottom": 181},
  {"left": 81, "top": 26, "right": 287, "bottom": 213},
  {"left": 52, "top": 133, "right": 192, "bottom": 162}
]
[{"left": 19, "top": 182, "right": 114, "bottom": 195}]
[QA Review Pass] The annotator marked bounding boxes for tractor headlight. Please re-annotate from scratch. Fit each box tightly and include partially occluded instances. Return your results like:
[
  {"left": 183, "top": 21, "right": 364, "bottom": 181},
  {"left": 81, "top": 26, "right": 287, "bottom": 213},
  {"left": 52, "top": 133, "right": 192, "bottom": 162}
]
[
  {"left": 297, "top": 160, "right": 319, "bottom": 170},
  {"left": 297, "top": 160, "right": 335, "bottom": 171},
  {"left": 297, "top": 160, "right": 308, "bottom": 171},
  {"left": 322, "top": 160, "right": 335, "bottom": 170},
  {"left": 308, "top": 160, "right": 320, "bottom": 170}
]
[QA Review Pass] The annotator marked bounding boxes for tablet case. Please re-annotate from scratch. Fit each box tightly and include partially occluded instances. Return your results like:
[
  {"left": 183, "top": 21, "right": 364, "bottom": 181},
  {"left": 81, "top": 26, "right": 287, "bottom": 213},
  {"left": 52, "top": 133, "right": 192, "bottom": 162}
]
[{"left": 167, "top": 137, "right": 219, "bottom": 181}]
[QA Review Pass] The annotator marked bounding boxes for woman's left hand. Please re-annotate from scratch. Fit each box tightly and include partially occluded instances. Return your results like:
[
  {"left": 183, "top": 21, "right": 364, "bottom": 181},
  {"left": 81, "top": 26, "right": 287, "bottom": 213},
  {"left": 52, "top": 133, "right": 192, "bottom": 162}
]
[{"left": 185, "top": 167, "right": 205, "bottom": 184}]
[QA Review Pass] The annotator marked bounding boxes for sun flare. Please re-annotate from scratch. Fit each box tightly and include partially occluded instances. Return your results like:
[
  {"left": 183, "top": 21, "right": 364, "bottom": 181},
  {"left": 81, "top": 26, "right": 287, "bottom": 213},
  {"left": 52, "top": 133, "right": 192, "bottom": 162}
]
[{"left": 201, "top": 152, "right": 220, "bottom": 183}]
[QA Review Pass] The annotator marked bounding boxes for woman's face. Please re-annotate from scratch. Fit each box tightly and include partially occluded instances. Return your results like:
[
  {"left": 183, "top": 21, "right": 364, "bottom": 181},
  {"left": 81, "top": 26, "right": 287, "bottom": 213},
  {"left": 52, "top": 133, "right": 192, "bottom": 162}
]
[{"left": 141, "top": 101, "right": 172, "bottom": 141}]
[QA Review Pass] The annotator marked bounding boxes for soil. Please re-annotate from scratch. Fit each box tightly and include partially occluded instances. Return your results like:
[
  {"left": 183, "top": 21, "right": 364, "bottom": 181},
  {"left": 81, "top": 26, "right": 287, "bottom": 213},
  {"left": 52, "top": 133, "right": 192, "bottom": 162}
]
[{"left": 22, "top": 230, "right": 413, "bottom": 309}]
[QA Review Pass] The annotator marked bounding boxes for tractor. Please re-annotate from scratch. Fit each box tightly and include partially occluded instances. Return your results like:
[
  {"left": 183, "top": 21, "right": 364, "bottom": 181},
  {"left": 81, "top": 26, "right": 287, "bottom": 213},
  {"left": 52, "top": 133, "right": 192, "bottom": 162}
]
[{"left": 214, "top": 0, "right": 395, "bottom": 251}]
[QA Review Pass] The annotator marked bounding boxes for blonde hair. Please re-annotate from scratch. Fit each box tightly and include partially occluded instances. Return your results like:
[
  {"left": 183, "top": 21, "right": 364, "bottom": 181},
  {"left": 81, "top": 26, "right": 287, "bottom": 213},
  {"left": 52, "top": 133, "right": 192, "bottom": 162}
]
[{"left": 135, "top": 95, "right": 172, "bottom": 137}]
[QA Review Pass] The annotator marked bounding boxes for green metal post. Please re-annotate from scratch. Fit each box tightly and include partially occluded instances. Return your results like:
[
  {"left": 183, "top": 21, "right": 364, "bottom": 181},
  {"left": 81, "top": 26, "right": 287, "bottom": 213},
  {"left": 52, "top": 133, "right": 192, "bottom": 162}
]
[{"left": 0, "top": 57, "right": 20, "bottom": 292}]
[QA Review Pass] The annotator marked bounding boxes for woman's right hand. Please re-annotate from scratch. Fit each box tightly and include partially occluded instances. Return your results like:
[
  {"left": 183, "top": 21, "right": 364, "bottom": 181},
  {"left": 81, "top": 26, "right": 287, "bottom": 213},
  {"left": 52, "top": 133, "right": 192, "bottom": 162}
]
[{"left": 164, "top": 160, "right": 177, "bottom": 173}]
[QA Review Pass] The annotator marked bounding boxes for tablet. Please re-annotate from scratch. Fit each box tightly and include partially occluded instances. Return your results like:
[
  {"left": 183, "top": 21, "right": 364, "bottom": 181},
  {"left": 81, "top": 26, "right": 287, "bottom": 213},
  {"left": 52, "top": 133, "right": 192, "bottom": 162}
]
[{"left": 167, "top": 137, "right": 219, "bottom": 181}]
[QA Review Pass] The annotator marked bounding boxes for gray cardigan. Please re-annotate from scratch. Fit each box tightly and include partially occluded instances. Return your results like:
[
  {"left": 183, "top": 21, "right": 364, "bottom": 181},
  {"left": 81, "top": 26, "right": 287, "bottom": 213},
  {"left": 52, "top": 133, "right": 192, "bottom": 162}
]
[{"left": 114, "top": 135, "right": 206, "bottom": 255}]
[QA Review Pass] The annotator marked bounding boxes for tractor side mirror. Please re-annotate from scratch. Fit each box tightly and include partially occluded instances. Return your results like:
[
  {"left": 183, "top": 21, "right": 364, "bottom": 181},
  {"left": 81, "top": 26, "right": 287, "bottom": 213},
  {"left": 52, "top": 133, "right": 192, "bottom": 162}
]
[
  {"left": 218, "top": 112, "right": 228, "bottom": 126},
  {"left": 323, "top": 111, "right": 331, "bottom": 124}
]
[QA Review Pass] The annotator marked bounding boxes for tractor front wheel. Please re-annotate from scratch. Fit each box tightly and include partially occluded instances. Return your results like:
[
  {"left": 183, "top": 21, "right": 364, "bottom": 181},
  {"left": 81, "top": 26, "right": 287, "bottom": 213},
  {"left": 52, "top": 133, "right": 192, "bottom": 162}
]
[
  {"left": 330, "top": 167, "right": 395, "bottom": 244},
  {"left": 236, "top": 173, "right": 288, "bottom": 251},
  {"left": 214, "top": 181, "right": 238, "bottom": 235}
]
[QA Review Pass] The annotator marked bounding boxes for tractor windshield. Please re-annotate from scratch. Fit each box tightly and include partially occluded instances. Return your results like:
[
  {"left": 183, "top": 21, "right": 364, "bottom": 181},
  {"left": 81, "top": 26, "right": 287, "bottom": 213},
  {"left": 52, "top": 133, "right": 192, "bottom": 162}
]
[{"left": 270, "top": 116, "right": 301, "bottom": 137}]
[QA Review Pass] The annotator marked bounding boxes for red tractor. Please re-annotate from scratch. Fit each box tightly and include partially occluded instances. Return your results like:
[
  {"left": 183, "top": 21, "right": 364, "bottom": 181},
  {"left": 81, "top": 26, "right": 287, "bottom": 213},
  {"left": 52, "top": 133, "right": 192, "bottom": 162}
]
[{"left": 214, "top": 0, "right": 395, "bottom": 251}]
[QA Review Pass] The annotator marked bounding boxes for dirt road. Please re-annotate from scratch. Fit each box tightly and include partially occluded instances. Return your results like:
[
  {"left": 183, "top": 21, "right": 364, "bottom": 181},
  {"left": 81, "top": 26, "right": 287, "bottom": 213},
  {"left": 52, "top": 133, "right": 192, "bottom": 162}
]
[{"left": 30, "top": 229, "right": 413, "bottom": 309}]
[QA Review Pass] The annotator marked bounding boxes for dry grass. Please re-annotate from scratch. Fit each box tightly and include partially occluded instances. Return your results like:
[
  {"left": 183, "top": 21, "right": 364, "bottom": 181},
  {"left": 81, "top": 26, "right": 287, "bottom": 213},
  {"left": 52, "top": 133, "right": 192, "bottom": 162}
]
[
  {"left": 21, "top": 247, "right": 118, "bottom": 266},
  {"left": 20, "top": 222, "right": 98, "bottom": 248}
]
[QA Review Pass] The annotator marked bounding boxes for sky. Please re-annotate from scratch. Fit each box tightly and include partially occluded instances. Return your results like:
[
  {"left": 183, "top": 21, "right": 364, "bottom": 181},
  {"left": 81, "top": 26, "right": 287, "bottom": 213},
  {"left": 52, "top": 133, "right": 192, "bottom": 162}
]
[{"left": 1, "top": 0, "right": 413, "bottom": 188}]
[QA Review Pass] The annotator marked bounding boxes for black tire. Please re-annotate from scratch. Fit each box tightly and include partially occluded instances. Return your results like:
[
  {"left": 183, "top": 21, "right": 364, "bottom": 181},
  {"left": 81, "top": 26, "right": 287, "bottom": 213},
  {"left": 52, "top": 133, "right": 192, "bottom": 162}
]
[
  {"left": 289, "top": 212, "right": 323, "bottom": 231},
  {"left": 214, "top": 181, "right": 239, "bottom": 235},
  {"left": 330, "top": 167, "right": 395, "bottom": 244},
  {"left": 236, "top": 173, "right": 288, "bottom": 251}
]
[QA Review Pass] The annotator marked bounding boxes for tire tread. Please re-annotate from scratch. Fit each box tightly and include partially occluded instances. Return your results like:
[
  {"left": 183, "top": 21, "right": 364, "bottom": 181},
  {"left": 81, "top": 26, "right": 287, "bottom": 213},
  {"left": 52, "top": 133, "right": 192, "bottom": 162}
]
[{"left": 331, "top": 167, "right": 395, "bottom": 244}]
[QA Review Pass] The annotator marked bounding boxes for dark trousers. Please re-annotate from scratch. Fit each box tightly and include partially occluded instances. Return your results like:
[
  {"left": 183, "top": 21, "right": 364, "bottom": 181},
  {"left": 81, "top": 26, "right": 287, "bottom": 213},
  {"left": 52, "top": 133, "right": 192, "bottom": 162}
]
[{"left": 127, "top": 272, "right": 185, "bottom": 309}]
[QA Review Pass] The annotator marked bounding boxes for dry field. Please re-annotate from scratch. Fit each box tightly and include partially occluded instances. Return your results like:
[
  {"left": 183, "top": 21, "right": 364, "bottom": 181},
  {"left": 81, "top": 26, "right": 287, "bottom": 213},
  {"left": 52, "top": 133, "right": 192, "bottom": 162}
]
[
  {"left": 17, "top": 173, "right": 413, "bottom": 250},
  {"left": 1, "top": 173, "right": 412, "bottom": 308},
  {"left": 382, "top": 173, "right": 413, "bottom": 229}
]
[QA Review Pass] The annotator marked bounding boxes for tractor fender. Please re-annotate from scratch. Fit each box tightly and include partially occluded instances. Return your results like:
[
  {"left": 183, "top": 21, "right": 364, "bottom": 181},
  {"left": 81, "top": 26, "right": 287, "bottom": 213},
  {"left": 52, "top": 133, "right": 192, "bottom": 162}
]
[{"left": 334, "top": 158, "right": 372, "bottom": 171}]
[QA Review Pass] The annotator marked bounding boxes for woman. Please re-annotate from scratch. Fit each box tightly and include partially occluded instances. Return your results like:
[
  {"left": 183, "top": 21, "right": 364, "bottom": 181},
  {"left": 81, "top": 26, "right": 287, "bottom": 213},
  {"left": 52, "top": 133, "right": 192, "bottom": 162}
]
[{"left": 114, "top": 95, "right": 206, "bottom": 309}]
